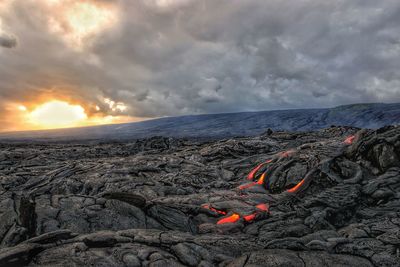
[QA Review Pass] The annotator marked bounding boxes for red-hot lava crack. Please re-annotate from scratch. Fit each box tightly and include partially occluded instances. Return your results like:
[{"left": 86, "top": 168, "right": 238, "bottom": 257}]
[{"left": 202, "top": 203, "right": 270, "bottom": 224}]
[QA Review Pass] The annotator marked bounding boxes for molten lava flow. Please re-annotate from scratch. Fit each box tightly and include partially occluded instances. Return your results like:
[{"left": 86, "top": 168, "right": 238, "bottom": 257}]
[
  {"left": 240, "top": 165, "right": 269, "bottom": 190},
  {"left": 238, "top": 182, "right": 257, "bottom": 190},
  {"left": 286, "top": 179, "right": 306, "bottom": 193},
  {"left": 247, "top": 159, "right": 272, "bottom": 181},
  {"left": 344, "top": 135, "right": 356, "bottom": 145},
  {"left": 256, "top": 172, "right": 266, "bottom": 185},
  {"left": 243, "top": 203, "right": 270, "bottom": 222},
  {"left": 202, "top": 204, "right": 227, "bottom": 215},
  {"left": 256, "top": 203, "right": 269, "bottom": 211},
  {"left": 238, "top": 172, "right": 267, "bottom": 190},
  {"left": 244, "top": 152, "right": 296, "bottom": 189},
  {"left": 243, "top": 213, "right": 256, "bottom": 222},
  {"left": 207, "top": 135, "right": 353, "bottom": 225},
  {"left": 217, "top": 213, "right": 240, "bottom": 224},
  {"left": 214, "top": 203, "right": 269, "bottom": 224},
  {"left": 247, "top": 163, "right": 265, "bottom": 180},
  {"left": 208, "top": 149, "right": 314, "bottom": 226}
]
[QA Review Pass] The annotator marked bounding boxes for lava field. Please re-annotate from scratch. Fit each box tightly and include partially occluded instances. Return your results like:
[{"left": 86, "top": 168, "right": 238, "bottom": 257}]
[{"left": 0, "top": 126, "right": 399, "bottom": 266}]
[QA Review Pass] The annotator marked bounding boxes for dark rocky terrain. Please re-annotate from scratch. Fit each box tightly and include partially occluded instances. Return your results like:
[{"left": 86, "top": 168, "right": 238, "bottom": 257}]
[
  {"left": 1, "top": 125, "right": 400, "bottom": 266},
  {"left": 1, "top": 103, "right": 399, "bottom": 141}
]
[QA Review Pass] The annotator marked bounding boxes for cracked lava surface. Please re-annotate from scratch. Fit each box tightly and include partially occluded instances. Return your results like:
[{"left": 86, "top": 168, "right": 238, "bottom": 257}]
[{"left": 0, "top": 126, "right": 400, "bottom": 266}]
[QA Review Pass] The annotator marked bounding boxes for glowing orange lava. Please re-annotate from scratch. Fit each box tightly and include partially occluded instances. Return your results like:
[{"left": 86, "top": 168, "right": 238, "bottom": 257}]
[
  {"left": 247, "top": 163, "right": 265, "bottom": 180},
  {"left": 247, "top": 159, "right": 272, "bottom": 180},
  {"left": 206, "top": 133, "right": 356, "bottom": 225},
  {"left": 256, "top": 203, "right": 269, "bottom": 211},
  {"left": 203, "top": 201, "right": 269, "bottom": 224},
  {"left": 344, "top": 135, "right": 356, "bottom": 145},
  {"left": 238, "top": 182, "right": 256, "bottom": 190},
  {"left": 243, "top": 213, "right": 256, "bottom": 222},
  {"left": 256, "top": 172, "right": 266, "bottom": 185},
  {"left": 240, "top": 165, "right": 269, "bottom": 190},
  {"left": 208, "top": 148, "right": 312, "bottom": 225},
  {"left": 217, "top": 213, "right": 240, "bottom": 225},
  {"left": 202, "top": 204, "right": 227, "bottom": 215},
  {"left": 243, "top": 203, "right": 270, "bottom": 222},
  {"left": 286, "top": 179, "right": 306, "bottom": 193}
]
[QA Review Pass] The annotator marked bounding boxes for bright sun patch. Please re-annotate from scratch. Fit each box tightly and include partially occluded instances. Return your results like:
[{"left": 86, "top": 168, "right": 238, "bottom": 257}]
[{"left": 28, "top": 101, "right": 88, "bottom": 129}]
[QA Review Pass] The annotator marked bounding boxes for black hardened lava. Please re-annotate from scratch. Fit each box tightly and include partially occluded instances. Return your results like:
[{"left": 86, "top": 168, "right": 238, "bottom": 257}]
[{"left": 0, "top": 126, "right": 399, "bottom": 266}]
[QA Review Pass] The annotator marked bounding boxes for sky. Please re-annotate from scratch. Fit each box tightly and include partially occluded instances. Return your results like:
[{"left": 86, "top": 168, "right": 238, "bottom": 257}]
[{"left": 0, "top": 0, "right": 400, "bottom": 131}]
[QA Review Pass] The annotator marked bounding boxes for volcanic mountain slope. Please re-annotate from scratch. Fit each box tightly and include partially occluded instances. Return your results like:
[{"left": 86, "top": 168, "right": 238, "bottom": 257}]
[
  {"left": 1, "top": 102, "right": 400, "bottom": 141},
  {"left": 0, "top": 126, "right": 400, "bottom": 266}
]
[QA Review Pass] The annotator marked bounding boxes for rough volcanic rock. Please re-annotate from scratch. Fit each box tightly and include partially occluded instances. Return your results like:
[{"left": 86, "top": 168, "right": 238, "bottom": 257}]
[{"left": 0, "top": 127, "right": 400, "bottom": 266}]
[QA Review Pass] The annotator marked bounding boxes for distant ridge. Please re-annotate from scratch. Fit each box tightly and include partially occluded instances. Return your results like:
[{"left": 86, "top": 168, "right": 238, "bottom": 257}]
[{"left": 1, "top": 103, "right": 399, "bottom": 141}]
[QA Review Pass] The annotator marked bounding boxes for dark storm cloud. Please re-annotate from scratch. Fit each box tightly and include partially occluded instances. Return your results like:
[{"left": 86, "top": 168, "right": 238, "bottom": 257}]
[
  {"left": 1, "top": 0, "right": 400, "bottom": 126},
  {"left": 0, "top": 33, "right": 16, "bottom": 48}
]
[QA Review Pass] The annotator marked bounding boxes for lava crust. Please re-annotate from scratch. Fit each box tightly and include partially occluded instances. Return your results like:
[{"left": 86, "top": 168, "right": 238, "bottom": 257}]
[{"left": 0, "top": 126, "right": 399, "bottom": 266}]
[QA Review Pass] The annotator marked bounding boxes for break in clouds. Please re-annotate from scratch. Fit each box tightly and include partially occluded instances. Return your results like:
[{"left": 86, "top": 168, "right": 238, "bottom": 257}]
[{"left": 0, "top": 0, "right": 400, "bottom": 129}]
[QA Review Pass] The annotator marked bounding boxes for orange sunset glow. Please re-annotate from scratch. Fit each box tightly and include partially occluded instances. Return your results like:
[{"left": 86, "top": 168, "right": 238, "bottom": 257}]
[
  {"left": 7, "top": 100, "right": 134, "bottom": 132},
  {"left": 28, "top": 101, "right": 87, "bottom": 129}
]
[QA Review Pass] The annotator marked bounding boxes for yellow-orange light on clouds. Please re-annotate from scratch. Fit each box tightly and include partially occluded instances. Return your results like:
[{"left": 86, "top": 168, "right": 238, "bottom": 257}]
[
  {"left": 104, "top": 98, "right": 128, "bottom": 112},
  {"left": 18, "top": 105, "right": 27, "bottom": 111},
  {"left": 46, "top": 0, "right": 118, "bottom": 49},
  {"left": 28, "top": 101, "right": 87, "bottom": 129}
]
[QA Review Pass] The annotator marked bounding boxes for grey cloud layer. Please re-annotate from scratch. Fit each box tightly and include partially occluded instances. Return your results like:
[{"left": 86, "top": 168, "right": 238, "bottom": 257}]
[{"left": 1, "top": 0, "right": 400, "bottom": 121}]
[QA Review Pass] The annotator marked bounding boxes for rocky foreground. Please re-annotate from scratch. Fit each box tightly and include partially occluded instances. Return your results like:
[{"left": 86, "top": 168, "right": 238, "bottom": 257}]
[{"left": 0, "top": 126, "right": 399, "bottom": 266}]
